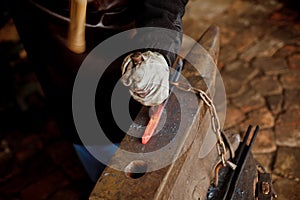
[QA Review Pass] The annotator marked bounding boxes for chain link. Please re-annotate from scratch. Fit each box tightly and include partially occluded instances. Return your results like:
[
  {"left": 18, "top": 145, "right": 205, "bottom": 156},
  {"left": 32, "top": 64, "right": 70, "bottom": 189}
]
[{"left": 170, "top": 81, "right": 236, "bottom": 169}]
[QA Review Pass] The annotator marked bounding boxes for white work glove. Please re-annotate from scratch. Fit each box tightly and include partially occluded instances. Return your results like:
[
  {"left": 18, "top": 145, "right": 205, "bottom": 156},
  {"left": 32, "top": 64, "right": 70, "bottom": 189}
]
[{"left": 121, "top": 51, "right": 169, "bottom": 106}]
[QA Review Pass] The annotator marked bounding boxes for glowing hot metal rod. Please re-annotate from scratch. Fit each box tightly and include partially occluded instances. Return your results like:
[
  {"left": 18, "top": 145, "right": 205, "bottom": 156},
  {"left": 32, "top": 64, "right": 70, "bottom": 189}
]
[{"left": 142, "top": 58, "right": 183, "bottom": 144}]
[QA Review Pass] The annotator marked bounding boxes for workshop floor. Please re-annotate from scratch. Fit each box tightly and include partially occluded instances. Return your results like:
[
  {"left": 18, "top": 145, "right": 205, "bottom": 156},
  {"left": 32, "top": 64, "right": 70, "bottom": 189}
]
[
  {"left": 0, "top": 0, "right": 299, "bottom": 199},
  {"left": 183, "top": 0, "right": 300, "bottom": 199}
]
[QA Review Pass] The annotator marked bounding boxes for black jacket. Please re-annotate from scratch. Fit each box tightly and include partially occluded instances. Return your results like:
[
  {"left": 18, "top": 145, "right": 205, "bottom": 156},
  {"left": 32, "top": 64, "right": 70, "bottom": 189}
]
[
  {"left": 10, "top": 0, "right": 188, "bottom": 144},
  {"left": 132, "top": 0, "right": 189, "bottom": 65}
]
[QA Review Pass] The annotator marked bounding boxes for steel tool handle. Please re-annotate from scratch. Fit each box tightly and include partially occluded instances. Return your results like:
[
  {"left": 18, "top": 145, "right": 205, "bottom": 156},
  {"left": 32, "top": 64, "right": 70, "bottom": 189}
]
[{"left": 223, "top": 125, "right": 259, "bottom": 200}]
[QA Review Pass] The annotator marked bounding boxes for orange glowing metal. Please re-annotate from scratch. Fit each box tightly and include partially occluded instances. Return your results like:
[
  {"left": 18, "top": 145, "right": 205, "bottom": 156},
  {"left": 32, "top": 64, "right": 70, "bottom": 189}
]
[
  {"left": 141, "top": 58, "right": 183, "bottom": 144},
  {"left": 142, "top": 103, "right": 165, "bottom": 144}
]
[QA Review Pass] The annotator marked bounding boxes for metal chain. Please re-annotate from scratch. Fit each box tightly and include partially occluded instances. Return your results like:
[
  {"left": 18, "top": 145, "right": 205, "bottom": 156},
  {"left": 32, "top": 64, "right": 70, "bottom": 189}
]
[{"left": 170, "top": 81, "right": 237, "bottom": 170}]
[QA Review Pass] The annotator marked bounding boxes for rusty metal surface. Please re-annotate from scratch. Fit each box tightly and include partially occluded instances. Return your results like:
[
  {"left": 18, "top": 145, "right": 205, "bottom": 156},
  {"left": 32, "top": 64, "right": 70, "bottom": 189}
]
[
  {"left": 90, "top": 26, "right": 220, "bottom": 200},
  {"left": 206, "top": 125, "right": 260, "bottom": 200},
  {"left": 206, "top": 152, "right": 257, "bottom": 200}
]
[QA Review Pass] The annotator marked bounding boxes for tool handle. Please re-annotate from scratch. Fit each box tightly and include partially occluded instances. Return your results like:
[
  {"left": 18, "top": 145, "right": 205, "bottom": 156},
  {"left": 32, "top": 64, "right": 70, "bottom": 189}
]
[
  {"left": 67, "top": 0, "right": 87, "bottom": 54},
  {"left": 223, "top": 125, "right": 260, "bottom": 200}
]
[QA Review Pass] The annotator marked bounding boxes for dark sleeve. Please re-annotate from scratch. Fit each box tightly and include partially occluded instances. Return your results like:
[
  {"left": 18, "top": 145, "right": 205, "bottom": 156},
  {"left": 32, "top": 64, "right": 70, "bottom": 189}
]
[{"left": 131, "top": 0, "right": 189, "bottom": 66}]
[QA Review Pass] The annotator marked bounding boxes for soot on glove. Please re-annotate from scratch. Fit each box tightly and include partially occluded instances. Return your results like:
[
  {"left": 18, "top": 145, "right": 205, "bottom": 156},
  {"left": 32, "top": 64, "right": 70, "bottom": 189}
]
[{"left": 121, "top": 51, "right": 169, "bottom": 106}]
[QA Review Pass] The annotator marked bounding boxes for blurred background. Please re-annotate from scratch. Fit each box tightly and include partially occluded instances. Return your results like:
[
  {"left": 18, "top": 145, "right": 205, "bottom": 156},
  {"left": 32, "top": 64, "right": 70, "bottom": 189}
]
[{"left": 0, "top": 0, "right": 299, "bottom": 199}]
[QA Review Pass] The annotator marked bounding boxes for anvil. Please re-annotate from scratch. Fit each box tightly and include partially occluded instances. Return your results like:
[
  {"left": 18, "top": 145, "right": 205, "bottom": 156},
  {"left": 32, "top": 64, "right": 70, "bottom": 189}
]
[{"left": 90, "top": 26, "right": 221, "bottom": 200}]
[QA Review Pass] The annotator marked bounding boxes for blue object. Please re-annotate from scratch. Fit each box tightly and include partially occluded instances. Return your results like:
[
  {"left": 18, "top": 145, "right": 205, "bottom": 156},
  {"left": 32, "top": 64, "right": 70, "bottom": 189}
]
[{"left": 73, "top": 143, "right": 118, "bottom": 182}]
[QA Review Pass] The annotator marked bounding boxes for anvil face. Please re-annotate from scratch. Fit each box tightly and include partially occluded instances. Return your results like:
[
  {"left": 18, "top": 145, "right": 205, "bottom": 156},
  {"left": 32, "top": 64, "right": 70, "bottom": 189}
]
[{"left": 90, "top": 26, "right": 223, "bottom": 200}]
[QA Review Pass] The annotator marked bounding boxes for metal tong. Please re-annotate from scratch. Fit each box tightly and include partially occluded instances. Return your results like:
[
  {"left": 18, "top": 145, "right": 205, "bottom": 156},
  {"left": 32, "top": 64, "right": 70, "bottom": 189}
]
[{"left": 222, "top": 125, "right": 259, "bottom": 200}]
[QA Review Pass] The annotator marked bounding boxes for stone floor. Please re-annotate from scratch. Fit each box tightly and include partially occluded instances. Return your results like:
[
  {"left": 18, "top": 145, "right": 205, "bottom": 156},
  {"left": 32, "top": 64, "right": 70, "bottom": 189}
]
[
  {"left": 183, "top": 0, "right": 300, "bottom": 199},
  {"left": 0, "top": 0, "right": 299, "bottom": 199}
]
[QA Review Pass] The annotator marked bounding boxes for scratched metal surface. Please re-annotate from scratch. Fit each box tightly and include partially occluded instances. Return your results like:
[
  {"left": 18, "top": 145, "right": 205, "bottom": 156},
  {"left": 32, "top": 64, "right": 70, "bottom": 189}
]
[{"left": 90, "top": 26, "right": 219, "bottom": 200}]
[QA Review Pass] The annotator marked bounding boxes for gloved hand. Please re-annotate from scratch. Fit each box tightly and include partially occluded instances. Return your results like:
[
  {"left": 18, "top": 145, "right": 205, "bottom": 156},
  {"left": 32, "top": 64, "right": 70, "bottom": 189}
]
[{"left": 121, "top": 51, "right": 169, "bottom": 106}]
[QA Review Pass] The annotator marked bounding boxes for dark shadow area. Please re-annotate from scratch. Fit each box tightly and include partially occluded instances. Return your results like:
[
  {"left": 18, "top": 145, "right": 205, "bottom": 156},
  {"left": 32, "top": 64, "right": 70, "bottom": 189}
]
[{"left": 0, "top": 17, "right": 94, "bottom": 200}]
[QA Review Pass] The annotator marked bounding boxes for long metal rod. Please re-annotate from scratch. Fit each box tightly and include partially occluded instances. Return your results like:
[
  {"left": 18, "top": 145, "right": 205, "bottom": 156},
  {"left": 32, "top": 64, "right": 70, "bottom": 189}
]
[{"left": 223, "top": 125, "right": 260, "bottom": 200}]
